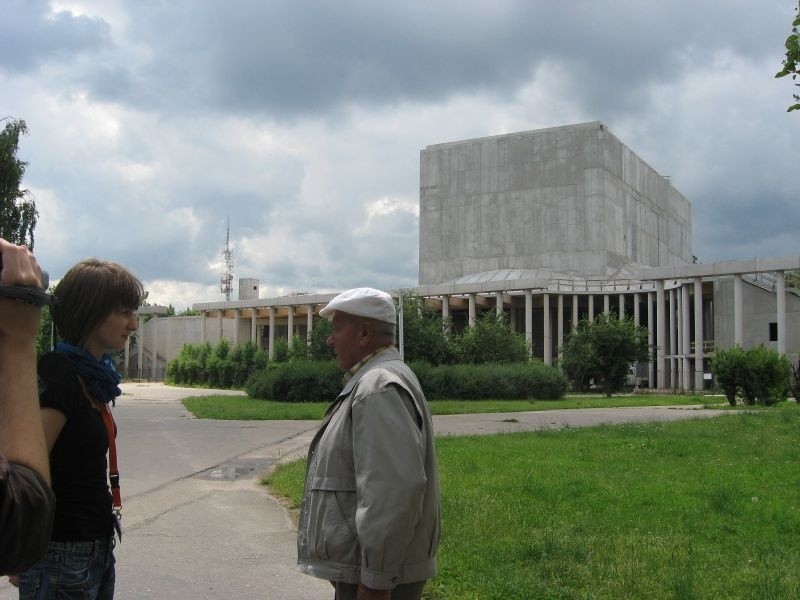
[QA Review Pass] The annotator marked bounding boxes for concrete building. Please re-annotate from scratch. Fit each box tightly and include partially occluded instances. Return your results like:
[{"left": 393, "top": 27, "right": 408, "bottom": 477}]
[{"left": 136, "top": 122, "right": 799, "bottom": 391}]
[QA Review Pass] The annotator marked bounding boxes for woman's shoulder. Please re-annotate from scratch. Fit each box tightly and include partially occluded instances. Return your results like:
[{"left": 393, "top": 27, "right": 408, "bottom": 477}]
[{"left": 38, "top": 352, "right": 77, "bottom": 385}]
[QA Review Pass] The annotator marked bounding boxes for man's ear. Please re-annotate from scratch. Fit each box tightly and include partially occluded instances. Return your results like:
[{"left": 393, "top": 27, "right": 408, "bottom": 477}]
[{"left": 358, "top": 321, "right": 372, "bottom": 345}]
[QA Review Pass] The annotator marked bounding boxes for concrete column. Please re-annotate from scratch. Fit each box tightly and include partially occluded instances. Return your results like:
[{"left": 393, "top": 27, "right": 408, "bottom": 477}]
[
  {"left": 152, "top": 317, "right": 159, "bottom": 380},
  {"left": 137, "top": 315, "right": 144, "bottom": 380},
  {"left": 217, "top": 311, "right": 223, "bottom": 343},
  {"left": 495, "top": 292, "right": 503, "bottom": 316},
  {"left": 251, "top": 309, "right": 258, "bottom": 345},
  {"left": 268, "top": 307, "right": 275, "bottom": 360},
  {"left": 681, "top": 284, "right": 691, "bottom": 391},
  {"left": 307, "top": 305, "right": 314, "bottom": 345},
  {"left": 675, "top": 288, "right": 682, "bottom": 388},
  {"left": 733, "top": 274, "right": 743, "bottom": 346},
  {"left": 287, "top": 306, "right": 294, "bottom": 348},
  {"left": 543, "top": 293, "right": 552, "bottom": 366},
  {"left": 656, "top": 281, "right": 666, "bottom": 389},
  {"left": 441, "top": 296, "right": 451, "bottom": 337},
  {"left": 201, "top": 312, "right": 207, "bottom": 344},
  {"left": 588, "top": 295, "right": 594, "bottom": 321},
  {"left": 669, "top": 288, "right": 677, "bottom": 389},
  {"left": 619, "top": 293, "right": 625, "bottom": 319},
  {"left": 603, "top": 294, "right": 610, "bottom": 315},
  {"left": 693, "top": 278, "right": 704, "bottom": 390},
  {"left": 232, "top": 309, "right": 240, "bottom": 347},
  {"left": 468, "top": 294, "right": 476, "bottom": 327},
  {"left": 648, "top": 292, "right": 655, "bottom": 389},
  {"left": 572, "top": 294, "right": 579, "bottom": 331},
  {"left": 557, "top": 294, "right": 564, "bottom": 360},
  {"left": 776, "top": 271, "right": 786, "bottom": 355},
  {"left": 525, "top": 290, "right": 533, "bottom": 358},
  {"left": 633, "top": 293, "right": 640, "bottom": 326}
]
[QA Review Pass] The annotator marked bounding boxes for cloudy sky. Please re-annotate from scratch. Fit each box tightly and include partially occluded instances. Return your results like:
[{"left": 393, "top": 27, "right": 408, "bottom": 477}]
[{"left": 3, "top": 0, "right": 798, "bottom": 309}]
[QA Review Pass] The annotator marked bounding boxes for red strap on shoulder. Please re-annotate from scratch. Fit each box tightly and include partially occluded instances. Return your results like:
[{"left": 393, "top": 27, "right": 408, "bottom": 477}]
[{"left": 77, "top": 376, "right": 122, "bottom": 511}]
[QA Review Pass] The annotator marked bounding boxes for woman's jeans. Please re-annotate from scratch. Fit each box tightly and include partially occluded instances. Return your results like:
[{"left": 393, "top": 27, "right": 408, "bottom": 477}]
[{"left": 18, "top": 536, "right": 115, "bottom": 600}]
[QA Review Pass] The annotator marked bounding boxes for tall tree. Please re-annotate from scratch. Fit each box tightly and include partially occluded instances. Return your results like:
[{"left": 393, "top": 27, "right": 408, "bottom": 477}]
[
  {"left": 0, "top": 118, "right": 38, "bottom": 248},
  {"left": 775, "top": 5, "right": 800, "bottom": 112},
  {"left": 560, "top": 313, "right": 651, "bottom": 397}
]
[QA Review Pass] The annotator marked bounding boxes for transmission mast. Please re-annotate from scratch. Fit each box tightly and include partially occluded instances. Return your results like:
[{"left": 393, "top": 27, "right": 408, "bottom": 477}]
[{"left": 220, "top": 219, "right": 234, "bottom": 301}]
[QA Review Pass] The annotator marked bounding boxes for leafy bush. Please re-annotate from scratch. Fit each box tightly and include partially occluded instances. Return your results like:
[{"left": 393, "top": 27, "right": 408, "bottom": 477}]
[
  {"left": 246, "top": 360, "right": 341, "bottom": 402},
  {"left": 560, "top": 314, "right": 650, "bottom": 396},
  {"left": 712, "top": 345, "right": 792, "bottom": 406},
  {"left": 791, "top": 360, "right": 800, "bottom": 402},
  {"left": 410, "top": 361, "right": 567, "bottom": 400},
  {"left": 451, "top": 311, "right": 529, "bottom": 364},
  {"left": 168, "top": 340, "right": 264, "bottom": 388},
  {"left": 739, "top": 346, "right": 791, "bottom": 406},
  {"left": 401, "top": 293, "right": 455, "bottom": 365},
  {"left": 711, "top": 346, "right": 747, "bottom": 406}
]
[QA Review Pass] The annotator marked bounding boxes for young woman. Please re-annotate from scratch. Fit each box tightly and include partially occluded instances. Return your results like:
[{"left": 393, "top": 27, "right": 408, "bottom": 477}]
[{"left": 16, "top": 259, "right": 143, "bottom": 600}]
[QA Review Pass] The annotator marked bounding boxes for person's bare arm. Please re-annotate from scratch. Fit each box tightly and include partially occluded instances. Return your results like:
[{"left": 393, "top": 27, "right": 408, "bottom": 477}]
[{"left": 0, "top": 239, "right": 48, "bottom": 482}]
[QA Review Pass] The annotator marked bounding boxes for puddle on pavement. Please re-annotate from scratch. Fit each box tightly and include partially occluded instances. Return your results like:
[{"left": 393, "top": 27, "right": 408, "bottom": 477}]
[{"left": 195, "top": 458, "right": 274, "bottom": 481}]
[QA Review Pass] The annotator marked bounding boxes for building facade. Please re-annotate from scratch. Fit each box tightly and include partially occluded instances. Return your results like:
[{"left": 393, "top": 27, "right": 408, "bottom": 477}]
[{"left": 134, "top": 123, "right": 799, "bottom": 390}]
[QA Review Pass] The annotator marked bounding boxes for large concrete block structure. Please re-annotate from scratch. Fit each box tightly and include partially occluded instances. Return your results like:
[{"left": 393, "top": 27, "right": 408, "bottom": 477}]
[
  {"left": 135, "top": 122, "right": 798, "bottom": 393},
  {"left": 420, "top": 123, "right": 692, "bottom": 284}
]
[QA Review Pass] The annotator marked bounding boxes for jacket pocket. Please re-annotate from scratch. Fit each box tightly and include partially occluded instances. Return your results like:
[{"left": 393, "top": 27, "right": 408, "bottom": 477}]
[{"left": 308, "top": 477, "right": 359, "bottom": 564}]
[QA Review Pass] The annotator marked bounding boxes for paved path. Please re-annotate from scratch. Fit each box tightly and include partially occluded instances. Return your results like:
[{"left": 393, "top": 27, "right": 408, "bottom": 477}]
[{"left": 0, "top": 384, "right": 727, "bottom": 599}]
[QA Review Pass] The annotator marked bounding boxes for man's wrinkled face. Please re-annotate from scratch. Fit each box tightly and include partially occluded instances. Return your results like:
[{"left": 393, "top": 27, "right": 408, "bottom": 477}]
[{"left": 327, "top": 311, "right": 366, "bottom": 371}]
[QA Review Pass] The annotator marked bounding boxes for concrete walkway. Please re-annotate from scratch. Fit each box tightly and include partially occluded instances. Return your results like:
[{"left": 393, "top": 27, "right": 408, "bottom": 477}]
[{"left": 0, "top": 384, "right": 727, "bottom": 599}]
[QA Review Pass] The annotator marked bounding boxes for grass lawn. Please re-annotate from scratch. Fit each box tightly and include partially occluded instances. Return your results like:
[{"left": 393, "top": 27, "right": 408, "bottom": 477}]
[
  {"left": 265, "top": 405, "right": 800, "bottom": 599},
  {"left": 183, "top": 393, "right": 724, "bottom": 420}
]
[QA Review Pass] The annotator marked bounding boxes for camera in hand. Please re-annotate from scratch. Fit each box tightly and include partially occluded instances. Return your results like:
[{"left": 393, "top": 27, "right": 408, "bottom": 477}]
[{"left": 0, "top": 257, "right": 53, "bottom": 306}]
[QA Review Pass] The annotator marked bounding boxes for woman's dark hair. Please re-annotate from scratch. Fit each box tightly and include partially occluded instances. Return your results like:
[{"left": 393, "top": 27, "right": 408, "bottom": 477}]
[{"left": 52, "top": 259, "right": 144, "bottom": 346}]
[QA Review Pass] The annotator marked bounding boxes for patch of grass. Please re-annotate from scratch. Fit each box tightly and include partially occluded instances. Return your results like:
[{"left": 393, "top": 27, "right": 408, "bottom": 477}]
[
  {"left": 182, "top": 395, "right": 327, "bottom": 420},
  {"left": 267, "top": 411, "right": 800, "bottom": 599},
  {"left": 184, "top": 393, "right": 723, "bottom": 420}
]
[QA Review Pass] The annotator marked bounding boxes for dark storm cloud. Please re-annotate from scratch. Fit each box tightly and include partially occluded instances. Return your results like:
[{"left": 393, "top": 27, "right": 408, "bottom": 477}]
[
  {"left": 78, "top": 0, "right": 786, "bottom": 121},
  {"left": 0, "top": 0, "right": 111, "bottom": 73}
]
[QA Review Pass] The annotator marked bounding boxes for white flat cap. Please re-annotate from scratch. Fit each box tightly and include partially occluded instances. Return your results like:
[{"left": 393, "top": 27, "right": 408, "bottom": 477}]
[{"left": 319, "top": 287, "right": 396, "bottom": 324}]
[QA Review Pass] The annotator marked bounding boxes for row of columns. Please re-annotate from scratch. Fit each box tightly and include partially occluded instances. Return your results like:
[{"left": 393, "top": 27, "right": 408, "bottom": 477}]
[{"left": 192, "top": 271, "right": 791, "bottom": 391}]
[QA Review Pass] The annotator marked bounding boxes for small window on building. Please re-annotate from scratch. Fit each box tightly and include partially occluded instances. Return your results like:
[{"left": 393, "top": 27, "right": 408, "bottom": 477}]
[{"left": 769, "top": 322, "right": 778, "bottom": 342}]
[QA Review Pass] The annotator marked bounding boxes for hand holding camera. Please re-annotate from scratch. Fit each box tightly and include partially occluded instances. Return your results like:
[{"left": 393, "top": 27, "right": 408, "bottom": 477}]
[{"left": 0, "top": 238, "right": 51, "bottom": 307}]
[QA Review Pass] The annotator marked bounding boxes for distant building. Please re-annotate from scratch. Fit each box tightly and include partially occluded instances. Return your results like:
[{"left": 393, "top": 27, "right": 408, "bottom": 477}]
[{"left": 135, "top": 123, "right": 799, "bottom": 390}]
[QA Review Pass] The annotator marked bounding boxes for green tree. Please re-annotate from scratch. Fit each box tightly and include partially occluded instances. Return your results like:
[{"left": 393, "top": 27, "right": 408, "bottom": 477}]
[
  {"left": 307, "top": 317, "right": 334, "bottom": 361},
  {"left": 0, "top": 118, "right": 37, "bottom": 248},
  {"left": 452, "top": 311, "right": 529, "bottom": 364},
  {"left": 775, "top": 7, "right": 800, "bottom": 112},
  {"left": 400, "top": 293, "right": 454, "bottom": 365},
  {"left": 560, "top": 313, "right": 651, "bottom": 397},
  {"left": 786, "top": 270, "right": 800, "bottom": 290}
]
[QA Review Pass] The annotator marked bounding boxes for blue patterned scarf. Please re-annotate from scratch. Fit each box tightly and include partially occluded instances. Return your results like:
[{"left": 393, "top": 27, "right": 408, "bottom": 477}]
[{"left": 56, "top": 342, "right": 122, "bottom": 405}]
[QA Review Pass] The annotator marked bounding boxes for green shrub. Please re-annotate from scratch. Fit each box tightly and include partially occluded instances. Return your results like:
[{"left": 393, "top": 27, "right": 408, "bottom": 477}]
[
  {"left": 739, "top": 345, "right": 791, "bottom": 406},
  {"left": 410, "top": 361, "right": 567, "bottom": 400},
  {"left": 712, "top": 345, "right": 792, "bottom": 406},
  {"left": 791, "top": 360, "right": 800, "bottom": 402},
  {"left": 246, "top": 360, "right": 341, "bottom": 402},
  {"left": 452, "top": 312, "right": 529, "bottom": 364},
  {"left": 711, "top": 346, "right": 747, "bottom": 406}
]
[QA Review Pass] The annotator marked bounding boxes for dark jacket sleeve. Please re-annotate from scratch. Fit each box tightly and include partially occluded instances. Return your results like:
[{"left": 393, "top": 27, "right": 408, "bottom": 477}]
[{"left": 0, "top": 453, "right": 55, "bottom": 575}]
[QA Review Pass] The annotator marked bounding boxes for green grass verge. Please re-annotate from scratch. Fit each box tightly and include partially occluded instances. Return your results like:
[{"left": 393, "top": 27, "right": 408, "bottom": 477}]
[
  {"left": 265, "top": 406, "right": 800, "bottom": 599},
  {"left": 183, "top": 393, "right": 723, "bottom": 420}
]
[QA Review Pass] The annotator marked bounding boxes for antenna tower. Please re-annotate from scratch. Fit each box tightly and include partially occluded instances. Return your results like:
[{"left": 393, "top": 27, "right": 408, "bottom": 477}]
[{"left": 220, "top": 219, "right": 234, "bottom": 300}]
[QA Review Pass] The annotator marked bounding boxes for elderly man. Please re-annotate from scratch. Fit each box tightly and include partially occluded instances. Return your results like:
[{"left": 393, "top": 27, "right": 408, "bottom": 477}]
[{"left": 297, "top": 288, "right": 441, "bottom": 600}]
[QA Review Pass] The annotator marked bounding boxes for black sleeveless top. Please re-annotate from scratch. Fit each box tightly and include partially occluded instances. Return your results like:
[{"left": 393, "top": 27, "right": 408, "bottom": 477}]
[{"left": 38, "top": 352, "right": 114, "bottom": 541}]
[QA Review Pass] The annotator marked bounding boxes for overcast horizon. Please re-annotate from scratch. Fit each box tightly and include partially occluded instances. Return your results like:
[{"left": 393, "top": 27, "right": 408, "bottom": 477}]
[{"left": 3, "top": 0, "right": 798, "bottom": 310}]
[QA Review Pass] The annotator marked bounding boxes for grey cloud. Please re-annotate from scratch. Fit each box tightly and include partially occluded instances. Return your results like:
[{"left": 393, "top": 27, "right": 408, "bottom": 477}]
[
  {"left": 0, "top": 0, "right": 111, "bottom": 73},
  {"left": 76, "top": 0, "right": 787, "bottom": 120}
]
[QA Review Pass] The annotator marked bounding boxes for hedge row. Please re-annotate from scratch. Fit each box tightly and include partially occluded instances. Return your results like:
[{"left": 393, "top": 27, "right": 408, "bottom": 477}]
[
  {"left": 167, "top": 340, "right": 267, "bottom": 388},
  {"left": 246, "top": 359, "right": 568, "bottom": 402}
]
